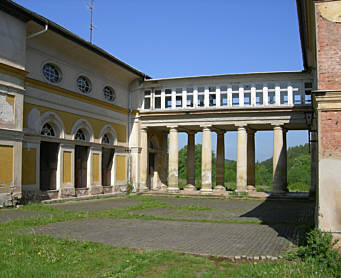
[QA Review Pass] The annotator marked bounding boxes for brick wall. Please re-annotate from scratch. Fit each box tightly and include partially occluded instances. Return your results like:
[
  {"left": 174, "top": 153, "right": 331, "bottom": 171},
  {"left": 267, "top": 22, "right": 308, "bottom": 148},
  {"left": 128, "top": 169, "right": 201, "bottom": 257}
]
[
  {"left": 316, "top": 3, "right": 341, "bottom": 90},
  {"left": 320, "top": 111, "right": 341, "bottom": 155}
]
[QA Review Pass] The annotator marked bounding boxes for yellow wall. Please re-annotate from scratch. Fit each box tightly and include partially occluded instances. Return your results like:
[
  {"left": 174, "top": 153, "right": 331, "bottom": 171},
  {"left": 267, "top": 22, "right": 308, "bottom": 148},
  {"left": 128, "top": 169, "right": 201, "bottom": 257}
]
[
  {"left": 116, "top": 155, "right": 126, "bottom": 182},
  {"left": 22, "top": 148, "right": 36, "bottom": 185},
  {"left": 23, "top": 103, "right": 126, "bottom": 142},
  {"left": 6, "top": 94, "right": 15, "bottom": 104},
  {"left": 92, "top": 153, "right": 100, "bottom": 183},
  {"left": 0, "top": 145, "right": 13, "bottom": 190},
  {"left": 63, "top": 151, "right": 72, "bottom": 183}
]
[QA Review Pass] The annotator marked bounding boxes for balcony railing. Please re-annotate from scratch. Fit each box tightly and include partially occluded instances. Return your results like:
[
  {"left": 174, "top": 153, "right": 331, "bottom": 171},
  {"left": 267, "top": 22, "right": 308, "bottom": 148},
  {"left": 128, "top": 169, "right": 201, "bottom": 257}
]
[{"left": 141, "top": 80, "right": 313, "bottom": 111}]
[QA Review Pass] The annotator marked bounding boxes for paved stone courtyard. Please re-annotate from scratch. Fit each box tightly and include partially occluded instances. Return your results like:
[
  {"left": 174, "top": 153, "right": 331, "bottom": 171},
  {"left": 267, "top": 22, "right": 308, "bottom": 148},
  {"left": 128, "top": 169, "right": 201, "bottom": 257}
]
[{"left": 1, "top": 195, "right": 315, "bottom": 258}]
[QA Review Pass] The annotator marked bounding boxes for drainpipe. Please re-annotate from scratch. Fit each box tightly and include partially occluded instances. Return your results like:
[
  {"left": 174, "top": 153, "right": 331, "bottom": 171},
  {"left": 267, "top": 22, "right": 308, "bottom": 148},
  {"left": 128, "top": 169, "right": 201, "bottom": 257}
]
[{"left": 27, "top": 24, "right": 48, "bottom": 40}]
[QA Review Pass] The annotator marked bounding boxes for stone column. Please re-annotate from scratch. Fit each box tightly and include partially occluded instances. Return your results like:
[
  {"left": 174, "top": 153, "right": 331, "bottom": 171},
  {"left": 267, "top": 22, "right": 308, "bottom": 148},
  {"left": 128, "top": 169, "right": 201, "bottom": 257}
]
[
  {"left": 160, "top": 132, "right": 168, "bottom": 190},
  {"left": 236, "top": 126, "right": 247, "bottom": 191},
  {"left": 185, "top": 131, "right": 196, "bottom": 191},
  {"left": 201, "top": 126, "right": 212, "bottom": 193},
  {"left": 272, "top": 125, "right": 287, "bottom": 194},
  {"left": 215, "top": 131, "right": 226, "bottom": 191},
  {"left": 168, "top": 127, "right": 179, "bottom": 192},
  {"left": 310, "top": 130, "right": 317, "bottom": 196},
  {"left": 283, "top": 129, "right": 288, "bottom": 190},
  {"left": 247, "top": 129, "right": 256, "bottom": 191},
  {"left": 139, "top": 127, "right": 149, "bottom": 191}
]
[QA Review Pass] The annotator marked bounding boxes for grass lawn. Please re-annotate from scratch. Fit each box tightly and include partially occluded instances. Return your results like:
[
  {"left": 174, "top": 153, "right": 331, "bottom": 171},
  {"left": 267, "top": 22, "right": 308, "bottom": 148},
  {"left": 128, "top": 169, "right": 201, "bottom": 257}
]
[{"left": 0, "top": 195, "right": 332, "bottom": 277}]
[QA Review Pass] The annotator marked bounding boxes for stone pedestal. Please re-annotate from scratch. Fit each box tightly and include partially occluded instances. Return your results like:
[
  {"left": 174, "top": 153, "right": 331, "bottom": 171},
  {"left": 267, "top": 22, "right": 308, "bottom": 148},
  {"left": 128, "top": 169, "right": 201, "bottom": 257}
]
[
  {"left": 59, "top": 187, "right": 76, "bottom": 198},
  {"left": 236, "top": 126, "right": 247, "bottom": 191},
  {"left": 168, "top": 127, "right": 180, "bottom": 193},
  {"left": 201, "top": 126, "right": 212, "bottom": 193},
  {"left": 90, "top": 185, "right": 103, "bottom": 195}
]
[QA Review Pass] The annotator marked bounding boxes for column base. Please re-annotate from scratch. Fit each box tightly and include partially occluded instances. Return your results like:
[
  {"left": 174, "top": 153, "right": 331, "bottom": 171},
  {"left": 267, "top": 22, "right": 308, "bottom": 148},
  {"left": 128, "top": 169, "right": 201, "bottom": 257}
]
[
  {"left": 167, "top": 187, "right": 180, "bottom": 193},
  {"left": 271, "top": 188, "right": 287, "bottom": 195},
  {"left": 184, "top": 184, "right": 197, "bottom": 191},
  {"left": 247, "top": 185, "right": 256, "bottom": 192},
  {"left": 200, "top": 188, "right": 213, "bottom": 195},
  {"left": 236, "top": 186, "right": 248, "bottom": 192},
  {"left": 213, "top": 185, "right": 226, "bottom": 192},
  {"left": 309, "top": 189, "right": 316, "bottom": 197},
  {"left": 138, "top": 183, "right": 149, "bottom": 192}
]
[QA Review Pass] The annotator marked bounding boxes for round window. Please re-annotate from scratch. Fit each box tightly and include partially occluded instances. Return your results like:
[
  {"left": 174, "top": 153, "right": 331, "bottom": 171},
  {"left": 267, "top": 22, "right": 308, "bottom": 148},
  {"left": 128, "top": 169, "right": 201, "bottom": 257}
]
[
  {"left": 77, "top": 76, "right": 91, "bottom": 94},
  {"left": 42, "top": 63, "right": 61, "bottom": 83},
  {"left": 103, "top": 86, "right": 116, "bottom": 102}
]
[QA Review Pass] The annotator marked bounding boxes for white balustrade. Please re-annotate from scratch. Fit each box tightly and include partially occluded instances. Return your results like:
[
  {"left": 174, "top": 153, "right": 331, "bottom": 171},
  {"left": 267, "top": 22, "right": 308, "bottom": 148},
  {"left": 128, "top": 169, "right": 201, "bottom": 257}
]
[{"left": 141, "top": 80, "right": 313, "bottom": 111}]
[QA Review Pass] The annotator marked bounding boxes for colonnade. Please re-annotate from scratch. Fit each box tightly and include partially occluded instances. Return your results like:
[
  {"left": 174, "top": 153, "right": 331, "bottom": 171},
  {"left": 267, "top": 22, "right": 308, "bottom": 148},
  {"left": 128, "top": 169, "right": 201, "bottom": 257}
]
[{"left": 140, "top": 125, "right": 290, "bottom": 193}]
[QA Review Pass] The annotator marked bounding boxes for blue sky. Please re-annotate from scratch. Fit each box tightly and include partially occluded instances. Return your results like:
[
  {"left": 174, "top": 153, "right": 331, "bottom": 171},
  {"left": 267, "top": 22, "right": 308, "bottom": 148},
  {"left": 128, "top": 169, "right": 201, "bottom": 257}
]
[{"left": 15, "top": 0, "right": 308, "bottom": 161}]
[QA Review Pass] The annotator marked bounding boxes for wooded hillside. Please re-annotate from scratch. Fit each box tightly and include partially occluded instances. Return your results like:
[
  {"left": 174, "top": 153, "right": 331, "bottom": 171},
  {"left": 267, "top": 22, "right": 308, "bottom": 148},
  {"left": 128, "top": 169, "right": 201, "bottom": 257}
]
[{"left": 178, "top": 143, "right": 310, "bottom": 192}]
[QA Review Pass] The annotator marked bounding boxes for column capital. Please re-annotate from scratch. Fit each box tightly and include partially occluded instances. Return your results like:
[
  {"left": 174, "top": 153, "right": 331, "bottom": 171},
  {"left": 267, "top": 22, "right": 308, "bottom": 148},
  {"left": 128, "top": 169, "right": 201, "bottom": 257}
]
[
  {"left": 200, "top": 124, "right": 212, "bottom": 130},
  {"left": 140, "top": 126, "right": 148, "bottom": 132},
  {"left": 213, "top": 128, "right": 225, "bottom": 135},
  {"left": 167, "top": 125, "right": 178, "bottom": 132},
  {"left": 246, "top": 128, "right": 256, "bottom": 135},
  {"left": 186, "top": 130, "right": 196, "bottom": 135},
  {"left": 271, "top": 122, "right": 286, "bottom": 129},
  {"left": 235, "top": 123, "right": 247, "bottom": 129},
  {"left": 272, "top": 125, "right": 284, "bottom": 130}
]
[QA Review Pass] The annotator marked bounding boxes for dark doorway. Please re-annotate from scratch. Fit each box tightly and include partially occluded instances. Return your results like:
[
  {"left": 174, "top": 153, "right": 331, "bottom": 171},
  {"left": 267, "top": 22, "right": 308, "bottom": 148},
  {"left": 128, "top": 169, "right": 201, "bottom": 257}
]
[
  {"left": 40, "top": 141, "right": 59, "bottom": 191},
  {"left": 75, "top": 146, "right": 88, "bottom": 188},
  {"left": 102, "top": 148, "right": 115, "bottom": 186}
]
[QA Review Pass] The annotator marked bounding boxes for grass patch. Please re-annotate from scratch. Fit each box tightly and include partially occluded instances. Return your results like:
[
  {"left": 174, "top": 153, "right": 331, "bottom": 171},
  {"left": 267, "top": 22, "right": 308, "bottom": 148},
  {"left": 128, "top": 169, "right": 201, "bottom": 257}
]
[
  {"left": 0, "top": 195, "right": 323, "bottom": 277},
  {"left": 0, "top": 229, "right": 330, "bottom": 278}
]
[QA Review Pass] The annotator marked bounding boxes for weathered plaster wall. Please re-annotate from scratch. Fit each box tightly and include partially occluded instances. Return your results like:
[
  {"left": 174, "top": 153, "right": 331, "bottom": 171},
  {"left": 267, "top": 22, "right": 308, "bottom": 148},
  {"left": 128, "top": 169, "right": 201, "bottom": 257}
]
[{"left": 0, "top": 10, "right": 26, "bottom": 70}]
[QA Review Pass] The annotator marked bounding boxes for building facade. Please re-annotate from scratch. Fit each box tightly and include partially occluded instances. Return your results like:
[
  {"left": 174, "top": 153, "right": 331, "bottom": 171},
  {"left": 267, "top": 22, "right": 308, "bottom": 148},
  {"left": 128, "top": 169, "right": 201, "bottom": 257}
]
[{"left": 0, "top": 0, "right": 340, "bottom": 237}]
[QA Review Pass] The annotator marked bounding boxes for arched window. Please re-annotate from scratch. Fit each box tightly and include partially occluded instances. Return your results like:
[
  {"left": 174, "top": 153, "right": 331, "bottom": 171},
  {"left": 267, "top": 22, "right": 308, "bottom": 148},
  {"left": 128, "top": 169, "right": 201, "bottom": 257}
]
[
  {"left": 102, "top": 134, "right": 111, "bottom": 144},
  {"left": 41, "top": 123, "right": 55, "bottom": 137},
  {"left": 75, "top": 129, "right": 86, "bottom": 141}
]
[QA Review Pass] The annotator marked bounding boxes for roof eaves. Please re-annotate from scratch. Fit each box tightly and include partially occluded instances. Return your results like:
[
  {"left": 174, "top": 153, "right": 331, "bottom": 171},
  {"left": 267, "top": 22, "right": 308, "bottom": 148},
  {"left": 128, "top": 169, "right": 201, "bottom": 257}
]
[{"left": 0, "top": 0, "right": 152, "bottom": 79}]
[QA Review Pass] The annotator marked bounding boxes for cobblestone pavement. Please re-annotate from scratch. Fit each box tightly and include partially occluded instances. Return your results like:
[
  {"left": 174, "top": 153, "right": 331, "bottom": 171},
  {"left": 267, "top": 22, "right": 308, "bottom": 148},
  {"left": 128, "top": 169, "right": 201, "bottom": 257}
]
[
  {"left": 130, "top": 198, "right": 314, "bottom": 224},
  {"left": 28, "top": 218, "right": 298, "bottom": 257},
  {"left": 0, "top": 210, "right": 51, "bottom": 223},
  {"left": 50, "top": 197, "right": 141, "bottom": 212},
  {"left": 12, "top": 196, "right": 314, "bottom": 257}
]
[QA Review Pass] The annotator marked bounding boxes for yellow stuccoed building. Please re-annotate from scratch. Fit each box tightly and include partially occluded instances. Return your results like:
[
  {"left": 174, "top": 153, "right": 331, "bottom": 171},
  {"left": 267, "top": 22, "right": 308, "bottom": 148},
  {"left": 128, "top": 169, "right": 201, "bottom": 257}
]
[{"left": 1, "top": 0, "right": 341, "bottom": 240}]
